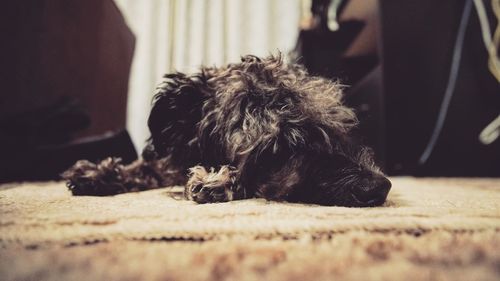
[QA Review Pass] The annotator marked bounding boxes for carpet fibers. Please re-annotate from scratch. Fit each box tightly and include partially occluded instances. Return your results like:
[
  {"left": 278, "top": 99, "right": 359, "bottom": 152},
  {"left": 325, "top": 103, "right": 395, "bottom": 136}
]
[{"left": 1, "top": 178, "right": 499, "bottom": 280}]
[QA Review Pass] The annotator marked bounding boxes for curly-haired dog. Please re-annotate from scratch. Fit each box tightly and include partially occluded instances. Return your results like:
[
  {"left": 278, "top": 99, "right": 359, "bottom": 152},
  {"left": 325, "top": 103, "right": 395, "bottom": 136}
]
[{"left": 63, "top": 54, "right": 391, "bottom": 207}]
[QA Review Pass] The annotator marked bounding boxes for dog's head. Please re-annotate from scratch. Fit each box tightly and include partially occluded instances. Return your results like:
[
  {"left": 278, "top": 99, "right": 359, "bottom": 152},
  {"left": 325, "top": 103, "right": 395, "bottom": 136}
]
[
  {"left": 248, "top": 140, "right": 391, "bottom": 207},
  {"left": 305, "top": 145, "right": 391, "bottom": 207},
  {"left": 224, "top": 55, "right": 391, "bottom": 207}
]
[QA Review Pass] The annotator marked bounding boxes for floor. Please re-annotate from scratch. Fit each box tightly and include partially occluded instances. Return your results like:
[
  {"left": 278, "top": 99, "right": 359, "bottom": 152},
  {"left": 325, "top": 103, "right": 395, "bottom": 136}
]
[{"left": 1, "top": 178, "right": 499, "bottom": 280}]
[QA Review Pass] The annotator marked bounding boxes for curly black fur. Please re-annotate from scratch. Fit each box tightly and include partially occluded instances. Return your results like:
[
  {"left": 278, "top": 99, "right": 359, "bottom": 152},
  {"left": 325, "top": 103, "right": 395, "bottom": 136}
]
[{"left": 63, "top": 54, "right": 391, "bottom": 207}]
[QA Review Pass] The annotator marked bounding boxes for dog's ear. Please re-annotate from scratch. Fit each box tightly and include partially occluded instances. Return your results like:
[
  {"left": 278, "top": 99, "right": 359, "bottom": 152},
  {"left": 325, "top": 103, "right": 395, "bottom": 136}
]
[{"left": 147, "top": 72, "right": 210, "bottom": 164}]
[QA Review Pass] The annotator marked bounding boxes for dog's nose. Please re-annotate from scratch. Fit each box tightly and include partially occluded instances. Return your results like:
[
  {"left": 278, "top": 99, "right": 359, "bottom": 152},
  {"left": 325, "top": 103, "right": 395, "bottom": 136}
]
[{"left": 352, "top": 176, "right": 391, "bottom": 205}]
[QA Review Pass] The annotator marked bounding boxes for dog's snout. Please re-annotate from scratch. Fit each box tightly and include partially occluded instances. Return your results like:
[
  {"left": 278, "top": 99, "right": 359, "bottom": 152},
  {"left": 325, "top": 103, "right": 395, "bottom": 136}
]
[
  {"left": 375, "top": 176, "right": 392, "bottom": 195},
  {"left": 352, "top": 176, "right": 391, "bottom": 205}
]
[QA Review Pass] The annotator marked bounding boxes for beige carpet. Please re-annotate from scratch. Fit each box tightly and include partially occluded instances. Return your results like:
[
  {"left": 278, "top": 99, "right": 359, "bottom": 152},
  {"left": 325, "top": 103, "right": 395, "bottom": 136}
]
[{"left": 1, "top": 178, "right": 499, "bottom": 280}]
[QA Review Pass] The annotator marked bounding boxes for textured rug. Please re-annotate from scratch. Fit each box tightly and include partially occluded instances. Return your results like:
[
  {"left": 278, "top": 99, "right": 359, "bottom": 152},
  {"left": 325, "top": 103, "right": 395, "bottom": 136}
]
[{"left": 1, "top": 178, "right": 499, "bottom": 280}]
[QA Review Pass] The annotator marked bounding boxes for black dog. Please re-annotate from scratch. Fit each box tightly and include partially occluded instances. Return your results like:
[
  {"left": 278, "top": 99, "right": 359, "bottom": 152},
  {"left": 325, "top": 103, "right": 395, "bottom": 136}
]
[{"left": 63, "top": 54, "right": 391, "bottom": 207}]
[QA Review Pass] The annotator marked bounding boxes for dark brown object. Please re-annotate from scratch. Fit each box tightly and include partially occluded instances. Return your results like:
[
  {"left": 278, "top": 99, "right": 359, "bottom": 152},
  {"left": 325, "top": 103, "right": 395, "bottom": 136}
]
[
  {"left": 0, "top": 0, "right": 135, "bottom": 136},
  {"left": 0, "top": 0, "right": 137, "bottom": 182},
  {"left": 380, "top": 0, "right": 500, "bottom": 176}
]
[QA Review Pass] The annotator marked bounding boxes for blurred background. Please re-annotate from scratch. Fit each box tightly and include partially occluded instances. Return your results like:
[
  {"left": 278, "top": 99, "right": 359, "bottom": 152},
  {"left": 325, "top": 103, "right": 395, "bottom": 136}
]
[
  {"left": 114, "top": 0, "right": 303, "bottom": 151},
  {"left": 1, "top": 0, "right": 499, "bottom": 182}
]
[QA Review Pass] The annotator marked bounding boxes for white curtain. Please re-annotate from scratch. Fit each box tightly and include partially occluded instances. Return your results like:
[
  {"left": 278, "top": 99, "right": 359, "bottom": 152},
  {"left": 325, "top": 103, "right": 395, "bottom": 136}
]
[{"left": 114, "top": 0, "right": 305, "bottom": 151}]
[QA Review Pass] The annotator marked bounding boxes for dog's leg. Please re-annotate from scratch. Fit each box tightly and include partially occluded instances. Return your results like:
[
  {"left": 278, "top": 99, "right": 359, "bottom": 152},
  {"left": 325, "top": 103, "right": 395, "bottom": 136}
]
[
  {"left": 62, "top": 156, "right": 185, "bottom": 196},
  {"left": 185, "top": 165, "right": 241, "bottom": 203}
]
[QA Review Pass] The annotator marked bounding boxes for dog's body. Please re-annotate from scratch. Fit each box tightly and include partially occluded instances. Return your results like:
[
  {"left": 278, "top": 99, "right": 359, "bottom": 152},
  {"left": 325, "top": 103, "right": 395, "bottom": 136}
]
[{"left": 63, "top": 55, "right": 391, "bottom": 207}]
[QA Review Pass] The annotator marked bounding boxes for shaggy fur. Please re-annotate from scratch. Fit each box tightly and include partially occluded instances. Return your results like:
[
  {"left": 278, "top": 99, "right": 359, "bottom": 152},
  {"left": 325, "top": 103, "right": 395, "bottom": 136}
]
[{"left": 63, "top": 54, "right": 391, "bottom": 207}]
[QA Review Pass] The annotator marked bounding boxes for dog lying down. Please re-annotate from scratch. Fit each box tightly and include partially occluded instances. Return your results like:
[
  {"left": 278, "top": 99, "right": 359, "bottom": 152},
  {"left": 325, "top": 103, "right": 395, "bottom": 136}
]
[{"left": 63, "top": 54, "right": 391, "bottom": 207}]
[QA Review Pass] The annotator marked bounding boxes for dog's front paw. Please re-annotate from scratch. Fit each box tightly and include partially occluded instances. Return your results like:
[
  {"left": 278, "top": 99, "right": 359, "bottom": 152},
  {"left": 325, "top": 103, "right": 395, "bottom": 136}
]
[
  {"left": 185, "top": 165, "right": 237, "bottom": 203},
  {"left": 187, "top": 181, "right": 228, "bottom": 203},
  {"left": 62, "top": 158, "right": 127, "bottom": 196}
]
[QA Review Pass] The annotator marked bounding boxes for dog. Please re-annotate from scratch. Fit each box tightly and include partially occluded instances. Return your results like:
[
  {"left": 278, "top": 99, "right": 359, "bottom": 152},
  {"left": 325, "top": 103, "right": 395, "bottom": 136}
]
[{"left": 62, "top": 54, "right": 391, "bottom": 207}]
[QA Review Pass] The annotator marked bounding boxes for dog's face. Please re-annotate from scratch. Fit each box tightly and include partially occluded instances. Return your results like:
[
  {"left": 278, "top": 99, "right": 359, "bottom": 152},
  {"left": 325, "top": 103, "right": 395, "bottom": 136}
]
[
  {"left": 306, "top": 147, "right": 392, "bottom": 207},
  {"left": 246, "top": 137, "right": 391, "bottom": 207}
]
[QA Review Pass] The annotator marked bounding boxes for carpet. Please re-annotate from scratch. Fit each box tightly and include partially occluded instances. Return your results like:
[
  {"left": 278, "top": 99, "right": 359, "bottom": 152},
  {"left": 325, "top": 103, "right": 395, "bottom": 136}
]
[{"left": 1, "top": 178, "right": 499, "bottom": 280}]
